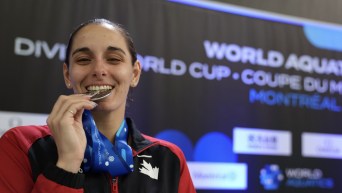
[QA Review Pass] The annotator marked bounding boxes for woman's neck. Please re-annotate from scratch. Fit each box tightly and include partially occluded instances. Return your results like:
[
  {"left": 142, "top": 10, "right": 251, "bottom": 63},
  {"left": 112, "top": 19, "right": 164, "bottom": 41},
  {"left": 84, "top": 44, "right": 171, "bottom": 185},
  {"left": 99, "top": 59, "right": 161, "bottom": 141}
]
[{"left": 92, "top": 110, "right": 125, "bottom": 142}]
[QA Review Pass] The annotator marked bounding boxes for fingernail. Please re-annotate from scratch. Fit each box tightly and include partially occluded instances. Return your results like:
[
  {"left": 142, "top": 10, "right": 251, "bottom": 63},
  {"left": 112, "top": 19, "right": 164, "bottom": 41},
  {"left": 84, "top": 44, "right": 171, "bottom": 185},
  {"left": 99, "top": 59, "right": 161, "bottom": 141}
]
[{"left": 91, "top": 102, "right": 98, "bottom": 107}]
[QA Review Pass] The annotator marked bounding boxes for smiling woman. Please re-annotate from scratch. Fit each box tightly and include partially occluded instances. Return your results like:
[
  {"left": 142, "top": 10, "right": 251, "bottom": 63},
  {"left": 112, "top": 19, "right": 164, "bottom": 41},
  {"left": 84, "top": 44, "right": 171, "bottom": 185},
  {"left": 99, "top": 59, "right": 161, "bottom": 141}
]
[{"left": 0, "top": 18, "right": 196, "bottom": 193}]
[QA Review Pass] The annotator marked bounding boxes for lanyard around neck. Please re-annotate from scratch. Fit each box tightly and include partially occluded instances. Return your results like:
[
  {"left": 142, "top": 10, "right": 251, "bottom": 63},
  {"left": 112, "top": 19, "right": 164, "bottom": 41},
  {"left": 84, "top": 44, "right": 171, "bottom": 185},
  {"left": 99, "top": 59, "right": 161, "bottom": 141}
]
[{"left": 82, "top": 110, "right": 134, "bottom": 176}]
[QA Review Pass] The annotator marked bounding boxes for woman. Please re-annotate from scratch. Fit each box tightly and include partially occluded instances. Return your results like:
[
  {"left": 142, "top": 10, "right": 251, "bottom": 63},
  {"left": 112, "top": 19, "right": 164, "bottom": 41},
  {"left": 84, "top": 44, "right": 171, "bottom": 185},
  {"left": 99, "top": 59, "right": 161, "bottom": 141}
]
[{"left": 0, "top": 18, "right": 196, "bottom": 193}]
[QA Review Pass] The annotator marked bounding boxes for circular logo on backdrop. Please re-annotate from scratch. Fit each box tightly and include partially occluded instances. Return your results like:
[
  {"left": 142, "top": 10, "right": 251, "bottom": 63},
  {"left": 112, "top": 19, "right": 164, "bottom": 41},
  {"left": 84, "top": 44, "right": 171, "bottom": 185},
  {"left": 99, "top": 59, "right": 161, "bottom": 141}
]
[
  {"left": 155, "top": 130, "right": 237, "bottom": 162},
  {"left": 155, "top": 129, "right": 194, "bottom": 160},
  {"left": 260, "top": 164, "right": 284, "bottom": 190}
]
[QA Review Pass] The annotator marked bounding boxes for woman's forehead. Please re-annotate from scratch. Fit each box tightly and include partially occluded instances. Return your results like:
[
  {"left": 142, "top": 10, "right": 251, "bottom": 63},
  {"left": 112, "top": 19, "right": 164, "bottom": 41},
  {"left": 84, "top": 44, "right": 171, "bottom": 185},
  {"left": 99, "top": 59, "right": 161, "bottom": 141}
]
[
  {"left": 75, "top": 24, "right": 121, "bottom": 40},
  {"left": 71, "top": 24, "right": 127, "bottom": 51}
]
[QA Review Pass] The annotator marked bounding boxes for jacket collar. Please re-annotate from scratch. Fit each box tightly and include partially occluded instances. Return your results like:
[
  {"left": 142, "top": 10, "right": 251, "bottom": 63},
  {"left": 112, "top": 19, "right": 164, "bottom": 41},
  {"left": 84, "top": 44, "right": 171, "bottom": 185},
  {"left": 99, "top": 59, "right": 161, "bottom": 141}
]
[{"left": 125, "top": 118, "right": 154, "bottom": 154}]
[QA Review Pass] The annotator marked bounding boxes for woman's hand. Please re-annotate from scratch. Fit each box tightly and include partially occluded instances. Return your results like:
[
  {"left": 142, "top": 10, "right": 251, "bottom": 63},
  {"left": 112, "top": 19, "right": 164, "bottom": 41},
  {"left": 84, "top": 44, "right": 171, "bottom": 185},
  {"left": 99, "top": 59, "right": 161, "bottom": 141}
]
[{"left": 46, "top": 94, "right": 97, "bottom": 173}]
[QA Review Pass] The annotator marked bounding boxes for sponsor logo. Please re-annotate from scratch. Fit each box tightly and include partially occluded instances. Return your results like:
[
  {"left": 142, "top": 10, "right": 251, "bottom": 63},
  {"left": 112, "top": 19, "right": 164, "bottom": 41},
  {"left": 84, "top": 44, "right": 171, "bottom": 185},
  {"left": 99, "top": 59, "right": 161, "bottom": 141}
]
[
  {"left": 188, "top": 161, "right": 247, "bottom": 190},
  {"left": 302, "top": 132, "right": 342, "bottom": 159},
  {"left": 260, "top": 164, "right": 284, "bottom": 190},
  {"left": 233, "top": 127, "right": 291, "bottom": 156},
  {"left": 260, "top": 164, "right": 334, "bottom": 190}
]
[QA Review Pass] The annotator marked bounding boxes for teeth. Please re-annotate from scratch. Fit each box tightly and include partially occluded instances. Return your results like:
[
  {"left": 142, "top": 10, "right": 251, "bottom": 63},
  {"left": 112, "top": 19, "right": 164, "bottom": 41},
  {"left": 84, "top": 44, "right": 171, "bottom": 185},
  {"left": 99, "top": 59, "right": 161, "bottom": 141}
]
[{"left": 87, "top": 85, "right": 113, "bottom": 91}]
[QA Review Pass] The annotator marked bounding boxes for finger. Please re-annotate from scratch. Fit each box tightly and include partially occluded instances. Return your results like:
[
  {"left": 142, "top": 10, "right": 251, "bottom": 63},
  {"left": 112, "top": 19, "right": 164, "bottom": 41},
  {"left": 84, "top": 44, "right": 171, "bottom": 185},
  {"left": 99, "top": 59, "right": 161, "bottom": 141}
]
[
  {"left": 47, "top": 95, "right": 70, "bottom": 128},
  {"left": 58, "top": 98, "right": 97, "bottom": 123},
  {"left": 64, "top": 100, "right": 97, "bottom": 121},
  {"left": 47, "top": 94, "right": 93, "bottom": 128}
]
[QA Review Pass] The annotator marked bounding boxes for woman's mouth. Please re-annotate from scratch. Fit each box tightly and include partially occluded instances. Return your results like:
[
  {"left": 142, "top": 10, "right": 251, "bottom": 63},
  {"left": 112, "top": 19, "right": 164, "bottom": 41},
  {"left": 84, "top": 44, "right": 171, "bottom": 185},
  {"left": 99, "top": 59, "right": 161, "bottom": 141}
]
[
  {"left": 87, "top": 85, "right": 113, "bottom": 91},
  {"left": 85, "top": 85, "right": 113, "bottom": 101}
]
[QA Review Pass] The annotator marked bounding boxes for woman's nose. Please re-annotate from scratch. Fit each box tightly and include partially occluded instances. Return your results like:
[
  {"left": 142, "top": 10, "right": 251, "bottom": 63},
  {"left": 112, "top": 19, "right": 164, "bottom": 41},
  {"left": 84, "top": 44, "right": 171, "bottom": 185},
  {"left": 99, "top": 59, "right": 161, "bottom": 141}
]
[{"left": 92, "top": 59, "right": 107, "bottom": 77}]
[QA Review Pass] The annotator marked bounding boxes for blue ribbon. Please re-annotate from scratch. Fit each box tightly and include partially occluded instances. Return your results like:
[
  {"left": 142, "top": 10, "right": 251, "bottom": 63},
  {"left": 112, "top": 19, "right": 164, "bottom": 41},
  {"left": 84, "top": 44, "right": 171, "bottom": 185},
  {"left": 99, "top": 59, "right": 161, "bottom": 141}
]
[{"left": 82, "top": 110, "right": 134, "bottom": 176}]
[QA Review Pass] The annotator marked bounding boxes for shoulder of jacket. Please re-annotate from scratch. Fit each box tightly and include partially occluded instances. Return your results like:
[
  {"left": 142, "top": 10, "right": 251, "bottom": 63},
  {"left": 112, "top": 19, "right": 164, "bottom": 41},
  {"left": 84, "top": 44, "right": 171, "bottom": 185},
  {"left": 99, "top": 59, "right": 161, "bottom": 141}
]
[
  {"left": 1, "top": 125, "right": 51, "bottom": 152},
  {"left": 142, "top": 134, "right": 185, "bottom": 158}
]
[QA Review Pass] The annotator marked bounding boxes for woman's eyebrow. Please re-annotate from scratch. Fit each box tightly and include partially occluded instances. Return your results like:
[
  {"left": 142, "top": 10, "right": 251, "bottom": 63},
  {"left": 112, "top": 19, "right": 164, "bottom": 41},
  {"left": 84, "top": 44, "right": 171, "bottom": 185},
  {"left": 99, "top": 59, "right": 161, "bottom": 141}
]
[
  {"left": 71, "top": 46, "right": 126, "bottom": 56},
  {"left": 107, "top": 46, "right": 126, "bottom": 55},
  {"left": 72, "top": 47, "right": 91, "bottom": 56}
]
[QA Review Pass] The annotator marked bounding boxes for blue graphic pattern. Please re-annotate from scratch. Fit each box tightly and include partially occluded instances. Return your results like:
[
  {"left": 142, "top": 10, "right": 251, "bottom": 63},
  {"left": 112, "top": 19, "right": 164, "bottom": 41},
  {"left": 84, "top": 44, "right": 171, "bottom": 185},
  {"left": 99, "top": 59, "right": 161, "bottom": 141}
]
[
  {"left": 260, "top": 164, "right": 284, "bottom": 190},
  {"left": 155, "top": 130, "right": 237, "bottom": 162}
]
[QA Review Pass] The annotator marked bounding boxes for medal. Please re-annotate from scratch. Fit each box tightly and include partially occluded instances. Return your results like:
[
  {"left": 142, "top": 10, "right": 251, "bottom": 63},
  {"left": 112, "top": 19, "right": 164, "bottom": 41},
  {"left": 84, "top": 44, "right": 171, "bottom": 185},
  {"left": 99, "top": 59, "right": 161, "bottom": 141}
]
[{"left": 86, "top": 90, "right": 112, "bottom": 101}]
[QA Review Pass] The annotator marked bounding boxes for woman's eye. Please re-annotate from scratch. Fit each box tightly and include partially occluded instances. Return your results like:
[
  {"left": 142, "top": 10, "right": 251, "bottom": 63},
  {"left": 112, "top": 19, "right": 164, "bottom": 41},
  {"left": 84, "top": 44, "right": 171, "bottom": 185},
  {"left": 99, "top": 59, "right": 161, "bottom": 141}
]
[
  {"left": 107, "top": 58, "right": 121, "bottom": 63},
  {"left": 76, "top": 58, "right": 91, "bottom": 63}
]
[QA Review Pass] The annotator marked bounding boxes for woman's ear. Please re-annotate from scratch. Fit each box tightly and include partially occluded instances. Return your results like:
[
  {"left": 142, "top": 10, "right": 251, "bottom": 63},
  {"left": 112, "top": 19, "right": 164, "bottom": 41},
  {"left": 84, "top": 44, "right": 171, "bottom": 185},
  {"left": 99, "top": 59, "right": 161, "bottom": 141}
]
[
  {"left": 131, "top": 60, "right": 142, "bottom": 87},
  {"left": 63, "top": 63, "right": 72, "bottom": 89}
]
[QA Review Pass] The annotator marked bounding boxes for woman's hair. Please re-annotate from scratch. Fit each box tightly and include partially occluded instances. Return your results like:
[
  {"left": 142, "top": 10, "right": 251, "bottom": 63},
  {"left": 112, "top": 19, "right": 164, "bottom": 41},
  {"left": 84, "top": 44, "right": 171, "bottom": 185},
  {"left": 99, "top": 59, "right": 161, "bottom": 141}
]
[{"left": 64, "top": 18, "right": 137, "bottom": 66}]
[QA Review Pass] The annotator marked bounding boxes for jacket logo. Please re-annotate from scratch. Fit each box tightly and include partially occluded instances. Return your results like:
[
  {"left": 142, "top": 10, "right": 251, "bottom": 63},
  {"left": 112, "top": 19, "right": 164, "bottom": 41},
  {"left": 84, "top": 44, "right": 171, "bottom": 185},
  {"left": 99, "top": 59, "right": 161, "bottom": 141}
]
[
  {"left": 137, "top": 154, "right": 152, "bottom": 158},
  {"left": 139, "top": 160, "right": 159, "bottom": 180}
]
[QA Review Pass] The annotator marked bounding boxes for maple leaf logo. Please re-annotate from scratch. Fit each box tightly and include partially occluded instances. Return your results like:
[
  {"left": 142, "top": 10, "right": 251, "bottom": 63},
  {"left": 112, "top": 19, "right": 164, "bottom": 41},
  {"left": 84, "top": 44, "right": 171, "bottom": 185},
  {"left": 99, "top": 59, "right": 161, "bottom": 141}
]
[{"left": 139, "top": 160, "right": 159, "bottom": 180}]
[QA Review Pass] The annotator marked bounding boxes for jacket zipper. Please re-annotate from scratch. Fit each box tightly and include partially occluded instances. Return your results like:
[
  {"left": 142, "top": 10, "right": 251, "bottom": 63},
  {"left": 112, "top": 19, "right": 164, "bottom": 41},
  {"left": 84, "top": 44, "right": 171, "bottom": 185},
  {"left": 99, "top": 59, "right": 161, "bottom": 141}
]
[
  {"left": 111, "top": 177, "right": 118, "bottom": 193},
  {"left": 110, "top": 141, "right": 159, "bottom": 193}
]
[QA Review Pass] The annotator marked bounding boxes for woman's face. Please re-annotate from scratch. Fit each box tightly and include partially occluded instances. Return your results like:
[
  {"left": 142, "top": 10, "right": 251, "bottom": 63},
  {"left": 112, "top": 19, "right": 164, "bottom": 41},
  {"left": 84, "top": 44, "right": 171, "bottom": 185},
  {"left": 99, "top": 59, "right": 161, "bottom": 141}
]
[{"left": 63, "top": 23, "right": 141, "bottom": 112}]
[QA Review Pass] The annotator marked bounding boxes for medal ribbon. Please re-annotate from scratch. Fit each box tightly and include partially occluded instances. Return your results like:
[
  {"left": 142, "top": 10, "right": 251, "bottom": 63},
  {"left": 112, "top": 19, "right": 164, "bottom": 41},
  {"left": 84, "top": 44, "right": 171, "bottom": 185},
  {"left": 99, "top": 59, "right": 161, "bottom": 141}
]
[{"left": 82, "top": 110, "right": 134, "bottom": 176}]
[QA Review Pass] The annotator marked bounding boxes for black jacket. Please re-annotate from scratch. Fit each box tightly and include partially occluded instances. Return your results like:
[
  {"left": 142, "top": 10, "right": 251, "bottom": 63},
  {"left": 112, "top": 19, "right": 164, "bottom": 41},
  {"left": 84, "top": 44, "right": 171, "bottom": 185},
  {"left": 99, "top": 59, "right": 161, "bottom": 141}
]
[{"left": 0, "top": 118, "right": 196, "bottom": 193}]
